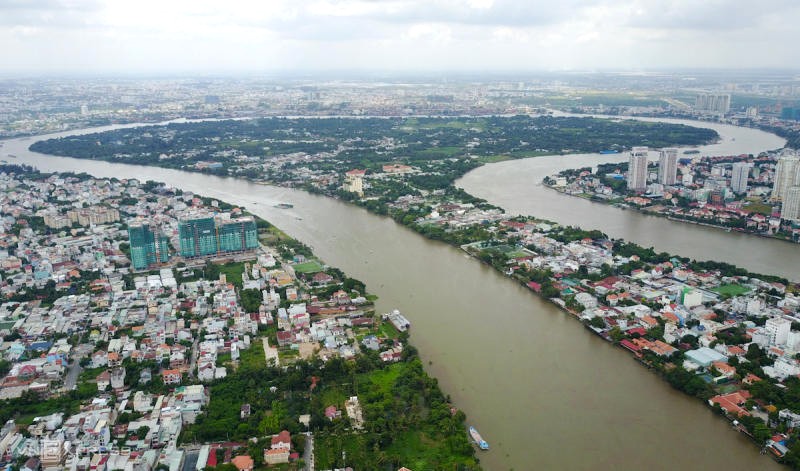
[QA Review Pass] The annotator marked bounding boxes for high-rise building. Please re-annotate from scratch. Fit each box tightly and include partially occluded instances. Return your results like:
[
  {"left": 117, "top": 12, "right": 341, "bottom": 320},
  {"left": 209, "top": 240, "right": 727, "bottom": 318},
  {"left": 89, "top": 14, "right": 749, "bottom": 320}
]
[
  {"left": 782, "top": 186, "right": 800, "bottom": 222},
  {"left": 730, "top": 162, "right": 751, "bottom": 194},
  {"left": 627, "top": 147, "right": 649, "bottom": 192},
  {"left": 179, "top": 216, "right": 259, "bottom": 258},
  {"left": 658, "top": 148, "right": 678, "bottom": 185},
  {"left": 217, "top": 217, "right": 259, "bottom": 254},
  {"left": 771, "top": 152, "right": 800, "bottom": 201},
  {"left": 179, "top": 217, "right": 218, "bottom": 258},
  {"left": 694, "top": 93, "right": 731, "bottom": 114},
  {"left": 128, "top": 223, "right": 170, "bottom": 271}
]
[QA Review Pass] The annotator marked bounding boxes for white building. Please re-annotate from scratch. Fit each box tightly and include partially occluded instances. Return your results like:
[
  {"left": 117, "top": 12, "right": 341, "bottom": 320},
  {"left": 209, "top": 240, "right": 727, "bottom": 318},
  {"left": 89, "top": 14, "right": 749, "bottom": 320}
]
[
  {"left": 627, "top": 147, "right": 649, "bottom": 192},
  {"left": 658, "top": 148, "right": 678, "bottom": 185},
  {"left": 765, "top": 317, "right": 792, "bottom": 346},
  {"left": 781, "top": 186, "right": 800, "bottom": 222},
  {"left": 771, "top": 152, "right": 799, "bottom": 202},
  {"left": 730, "top": 162, "right": 751, "bottom": 194},
  {"left": 695, "top": 93, "right": 731, "bottom": 114}
]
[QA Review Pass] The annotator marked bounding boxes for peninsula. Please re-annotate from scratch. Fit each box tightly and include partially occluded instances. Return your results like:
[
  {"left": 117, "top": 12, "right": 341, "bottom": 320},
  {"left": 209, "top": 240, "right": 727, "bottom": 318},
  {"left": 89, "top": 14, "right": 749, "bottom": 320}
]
[{"left": 27, "top": 115, "right": 800, "bottom": 468}]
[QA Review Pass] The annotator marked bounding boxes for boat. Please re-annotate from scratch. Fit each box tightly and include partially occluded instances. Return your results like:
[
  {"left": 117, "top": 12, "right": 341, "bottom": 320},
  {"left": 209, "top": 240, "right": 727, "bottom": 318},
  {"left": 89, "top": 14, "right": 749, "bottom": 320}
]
[
  {"left": 599, "top": 150, "right": 619, "bottom": 154},
  {"left": 469, "top": 426, "right": 489, "bottom": 450},
  {"left": 7, "top": 154, "right": 16, "bottom": 159},
  {"left": 274, "top": 203, "right": 294, "bottom": 209}
]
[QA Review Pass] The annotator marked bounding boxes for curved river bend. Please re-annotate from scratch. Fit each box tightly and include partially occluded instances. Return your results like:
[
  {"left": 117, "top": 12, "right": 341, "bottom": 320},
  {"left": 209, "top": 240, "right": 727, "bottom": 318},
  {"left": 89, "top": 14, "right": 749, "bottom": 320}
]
[
  {"left": 458, "top": 118, "right": 795, "bottom": 281},
  {"left": 1, "top": 119, "right": 787, "bottom": 470}
]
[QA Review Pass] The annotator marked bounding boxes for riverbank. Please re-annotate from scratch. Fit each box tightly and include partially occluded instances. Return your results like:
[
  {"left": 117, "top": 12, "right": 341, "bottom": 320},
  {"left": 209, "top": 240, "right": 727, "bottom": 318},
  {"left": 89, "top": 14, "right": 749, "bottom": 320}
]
[
  {"left": 8, "top": 116, "right": 792, "bottom": 470},
  {"left": 543, "top": 182, "right": 800, "bottom": 246},
  {"left": 0, "top": 164, "right": 482, "bottom": 470}
]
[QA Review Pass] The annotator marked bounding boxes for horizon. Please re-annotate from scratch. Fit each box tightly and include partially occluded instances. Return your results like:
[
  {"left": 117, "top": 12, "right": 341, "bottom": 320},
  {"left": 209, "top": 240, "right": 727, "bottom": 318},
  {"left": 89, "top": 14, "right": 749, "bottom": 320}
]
[{"left": 2, "top": 67, "right": 800, "bottom": 81}]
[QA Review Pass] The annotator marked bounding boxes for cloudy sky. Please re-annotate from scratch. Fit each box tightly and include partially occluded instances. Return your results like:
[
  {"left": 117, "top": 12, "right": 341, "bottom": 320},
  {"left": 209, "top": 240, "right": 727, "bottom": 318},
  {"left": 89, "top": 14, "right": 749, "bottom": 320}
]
[{"left": 1, "top": 0, "right": 798, "bottom": 74}]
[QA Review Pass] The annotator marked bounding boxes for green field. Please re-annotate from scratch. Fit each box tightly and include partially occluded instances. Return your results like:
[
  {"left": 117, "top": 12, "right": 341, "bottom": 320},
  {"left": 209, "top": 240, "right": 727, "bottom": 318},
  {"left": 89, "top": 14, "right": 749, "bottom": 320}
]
[
  {"left": 217, "top": 261, "right": 246, "bottom": 288},
  {"left": 713, "top": 284, "right": 751, "bottom": 297},
  {"left": 744, "top": 202, "right": 774, "bottom": 215},
  {"left": 293, "top": 259, "right": 324, "bottom": 274}
]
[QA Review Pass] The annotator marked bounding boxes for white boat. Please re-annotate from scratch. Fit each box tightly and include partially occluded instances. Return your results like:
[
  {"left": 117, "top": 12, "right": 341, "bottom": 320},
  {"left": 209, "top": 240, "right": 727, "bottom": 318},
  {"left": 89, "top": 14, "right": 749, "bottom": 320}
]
[{"left": 469, "top": 426, "right": 489, "bottom": 450}]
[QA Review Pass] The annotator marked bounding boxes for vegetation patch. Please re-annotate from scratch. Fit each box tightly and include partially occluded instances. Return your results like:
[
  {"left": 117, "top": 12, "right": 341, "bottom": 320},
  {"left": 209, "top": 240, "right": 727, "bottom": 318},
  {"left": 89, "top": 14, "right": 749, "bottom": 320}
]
[
  {"left": 292, "top": 259, "right": 325, "bottom": 274},
  {"left": 712, "top": 284, "right": 751, "bottom": 297}
]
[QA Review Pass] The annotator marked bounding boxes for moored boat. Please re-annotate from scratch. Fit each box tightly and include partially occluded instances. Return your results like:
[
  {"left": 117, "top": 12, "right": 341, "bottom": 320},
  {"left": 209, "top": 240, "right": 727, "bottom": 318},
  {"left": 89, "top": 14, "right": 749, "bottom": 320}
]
[{"left": 469, "top": 426, "right": 489, "bottom": 450}]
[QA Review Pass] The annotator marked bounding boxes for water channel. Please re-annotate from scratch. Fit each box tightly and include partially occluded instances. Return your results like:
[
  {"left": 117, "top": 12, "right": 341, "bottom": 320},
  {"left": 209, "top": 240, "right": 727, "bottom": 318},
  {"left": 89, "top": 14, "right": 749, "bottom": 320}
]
[{"left": 1, "top": 117, "right": 789, "bottom": 470}]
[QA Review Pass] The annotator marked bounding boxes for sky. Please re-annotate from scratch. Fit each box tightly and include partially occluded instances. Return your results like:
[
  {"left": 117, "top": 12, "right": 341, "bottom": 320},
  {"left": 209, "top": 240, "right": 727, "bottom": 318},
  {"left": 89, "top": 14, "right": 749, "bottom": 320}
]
[{"left": 1, "top": 0, "right": 799, "bottom": 74}]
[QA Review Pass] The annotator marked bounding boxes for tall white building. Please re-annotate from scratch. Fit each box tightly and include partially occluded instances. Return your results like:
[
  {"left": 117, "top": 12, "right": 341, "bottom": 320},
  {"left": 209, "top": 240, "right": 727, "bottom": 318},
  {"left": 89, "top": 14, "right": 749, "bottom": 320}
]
[
  {"left": 771, "top": 152, "right": 800, "bottom": 201},
  {"left": 730, "top": 162, "right": 751, "bottom": 194},
  {"left": 695, "top": 93, "right": 731, "bottom": 114},
  {"left": 782, "top": 186, "right": 800, "bottom": 222},
  {"left": 658, "top": 148, "right": 678, "bottom": 185},
  {"left": 765, "top": 317, "right": 792, "bottom": 346},
  {"left": 627, "top": 146, "right": 649, "bottom": 192}
]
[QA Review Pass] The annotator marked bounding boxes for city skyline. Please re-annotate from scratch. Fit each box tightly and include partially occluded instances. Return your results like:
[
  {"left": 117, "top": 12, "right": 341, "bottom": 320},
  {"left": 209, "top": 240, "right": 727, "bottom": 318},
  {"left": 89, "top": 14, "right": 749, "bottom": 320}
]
[{"left": 2, "top": 0, "right": 800, "bottom": 74}]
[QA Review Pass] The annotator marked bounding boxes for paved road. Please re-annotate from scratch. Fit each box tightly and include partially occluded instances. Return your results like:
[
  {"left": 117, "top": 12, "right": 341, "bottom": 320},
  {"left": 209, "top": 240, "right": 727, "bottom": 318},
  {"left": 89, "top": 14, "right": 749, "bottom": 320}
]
[
  {"left": 303, "top": 432, "right": 314, "bottom": 471},
  {"left": 64, "top": 359, "right": 81, "bottom": 390}
]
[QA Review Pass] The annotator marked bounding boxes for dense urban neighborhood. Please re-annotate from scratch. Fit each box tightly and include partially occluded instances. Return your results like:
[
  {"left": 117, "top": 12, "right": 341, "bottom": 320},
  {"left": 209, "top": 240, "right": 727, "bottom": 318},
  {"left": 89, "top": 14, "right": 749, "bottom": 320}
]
[{"left": 0, "top": 166, "right": 479, "bottom": 471}]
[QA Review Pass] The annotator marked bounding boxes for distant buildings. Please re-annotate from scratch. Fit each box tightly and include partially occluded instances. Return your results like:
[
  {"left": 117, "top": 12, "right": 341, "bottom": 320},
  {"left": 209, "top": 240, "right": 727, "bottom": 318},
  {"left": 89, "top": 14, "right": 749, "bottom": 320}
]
[
  {"left": 782, "top": 186, "right": 800, "bottom": 222},
  {"left": 627, "top": 147, "right": 649, "bottom": 192},
  {"left": 128, "top": 223, "right": 171, "bottom": 271},
  {"left": 695, "top": 93, "right": 731, "bottom": 114},
  {"left": 343, "top": 169, "right": 366, "bottom": 196},
  {"left": 730, "top": 162, "right": 751, "bottom": 194},
  {"left": 771, "top": 151, "right": 799, "bottom": 202},
  {"left": 44, "top": 207, "right": 120, "bottom": 229},
  {"left": 178, "top": 216, "right": 258, "bottom": 259},
  {"left": 658, "top": 148, "right": 678, "bottom": 185}
]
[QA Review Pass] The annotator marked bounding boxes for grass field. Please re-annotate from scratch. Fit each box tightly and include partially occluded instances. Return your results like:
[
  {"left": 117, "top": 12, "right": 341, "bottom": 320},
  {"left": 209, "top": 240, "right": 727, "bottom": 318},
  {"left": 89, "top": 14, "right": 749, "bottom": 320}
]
[
  {"left": 713, "top": 284, "right": 751, "bottom": 297},
  {"left": 293, "top": 259, "right": 324, "bottom": 274},
  {"left": 217, "top": 261, "right": 245, "bottom": 288},
  {"left": 417, "top": 146, "right": 464, "bottom": 158},
  {"left": 744, "top": 202, "right": 774, "bottom": 215}
]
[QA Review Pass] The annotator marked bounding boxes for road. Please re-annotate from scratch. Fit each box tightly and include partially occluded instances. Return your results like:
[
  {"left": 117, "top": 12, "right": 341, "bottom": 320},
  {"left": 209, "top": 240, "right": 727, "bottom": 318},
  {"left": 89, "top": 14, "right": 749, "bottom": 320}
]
[
  {"left": 303, "top": 432, "right": 314, "bottom": 471},
  {"left": 64, "top": 359, "right": 81, "bottom": 390},
  {"left": 187, "top": 335, "right": 200, "bottom": 380},
  {"left": 64, "top": 344, "right": 92, "bottom": 390}
]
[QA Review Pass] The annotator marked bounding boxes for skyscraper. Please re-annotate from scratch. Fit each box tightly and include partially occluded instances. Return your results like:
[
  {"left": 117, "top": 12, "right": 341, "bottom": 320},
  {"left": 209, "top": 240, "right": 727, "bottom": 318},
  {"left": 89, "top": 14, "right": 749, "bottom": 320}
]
[
  {"left": 658, "top": 148, "right": 678, "bottom": 185},
  {"left": 782, "top": 186, "right": 800, "bottom": 222},
  {"left": 128, "top": 223, "right": 171, "bottom": 271},
  {"left": 627, "top": 146, "right": 649, "bottom": 192},
  {"left": 179, "top": 216, "right": 259, "bottom": 258},
  {"left": 771, "top": 152, "right": 800, "bottom": 201},
  {"left": 217, "top": 217, "right": 259, "bottom": 254},
  {"left": 730, "top": 162, "right": 751, "bottom": 194},
  {"left": 694, "top": 93, "right": 731, "bottom": 114},
  {"left": 179, "top": 217, "right": 217, "bottom": 258}
]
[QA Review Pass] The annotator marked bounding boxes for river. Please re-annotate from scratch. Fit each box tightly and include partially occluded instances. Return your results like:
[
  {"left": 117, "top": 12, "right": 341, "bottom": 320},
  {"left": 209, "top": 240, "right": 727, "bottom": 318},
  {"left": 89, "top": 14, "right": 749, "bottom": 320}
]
[
  {"left": 1, "top": 118, "right": 787, "bottom": 470},
  {"left": 458, "top": 117, "right": 796, "bottom": 281}
]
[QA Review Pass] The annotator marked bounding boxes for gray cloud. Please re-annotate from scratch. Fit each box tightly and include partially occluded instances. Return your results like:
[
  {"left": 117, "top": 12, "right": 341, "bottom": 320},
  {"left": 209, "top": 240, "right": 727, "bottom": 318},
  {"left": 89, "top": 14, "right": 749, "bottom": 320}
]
[
  {"left": 0, "top": 0, "right": 797, "bottom": 72},
  {"left": 0, "top": 0, "right": 104, "bottom": 27}
]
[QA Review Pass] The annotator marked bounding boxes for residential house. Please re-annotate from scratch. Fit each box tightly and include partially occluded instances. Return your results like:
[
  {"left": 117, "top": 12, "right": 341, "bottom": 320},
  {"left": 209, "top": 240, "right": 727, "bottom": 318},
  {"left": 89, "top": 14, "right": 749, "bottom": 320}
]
[
  {"left": 162, "top": 369, "right": 181, "bottom": 385},
  {"left": 96, "top": 370, "right": 111, "bottom": 391},
  {"left": 231, "top": 455, "right": 254, "bottom": 471}
]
